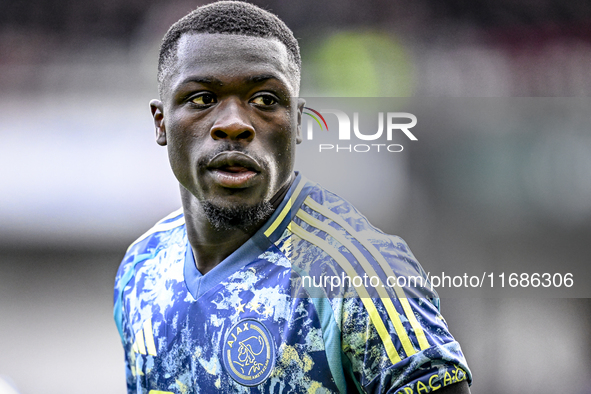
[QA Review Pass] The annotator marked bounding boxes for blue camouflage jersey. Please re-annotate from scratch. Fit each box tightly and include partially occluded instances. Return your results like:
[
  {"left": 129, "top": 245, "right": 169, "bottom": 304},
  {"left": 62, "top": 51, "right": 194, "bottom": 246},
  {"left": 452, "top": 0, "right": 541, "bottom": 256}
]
[{"left": 114, "top": 173, "right": 472, "bottom": 393}]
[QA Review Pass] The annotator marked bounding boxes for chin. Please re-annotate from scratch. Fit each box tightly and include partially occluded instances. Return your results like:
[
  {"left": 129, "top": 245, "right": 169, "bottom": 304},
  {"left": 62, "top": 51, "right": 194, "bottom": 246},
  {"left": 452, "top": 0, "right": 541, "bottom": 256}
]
[{"left": 201, "top": 199, "right": 273, "bottom": 232}]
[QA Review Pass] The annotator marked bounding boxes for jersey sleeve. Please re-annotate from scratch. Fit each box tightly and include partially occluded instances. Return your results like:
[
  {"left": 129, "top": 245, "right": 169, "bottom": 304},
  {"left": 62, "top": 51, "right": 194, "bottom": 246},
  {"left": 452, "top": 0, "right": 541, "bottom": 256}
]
[
  {"left": 113, "top": 209, "right": 186, "bottom": 393},
  {"left": 288, "top": 184, "right": 472, "bottom": 393},
  {"left": 121, "top": 302, "right": 140, "bottom": 393},
  {"left": 114, "top": 252, "right": 142, "bottom": 393},
  {"left": 340, "top": 296, "right": 470, "bottom": 393},
  {"left": 339, "top": 236, "right": 472, "bottom": 394}
]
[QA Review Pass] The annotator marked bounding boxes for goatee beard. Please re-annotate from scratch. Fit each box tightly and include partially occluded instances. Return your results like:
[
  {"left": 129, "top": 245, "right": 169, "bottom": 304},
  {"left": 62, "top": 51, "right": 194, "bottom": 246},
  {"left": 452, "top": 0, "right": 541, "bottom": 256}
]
[{"left": 201, "top": 200, "right": 274, "bottom": 232}]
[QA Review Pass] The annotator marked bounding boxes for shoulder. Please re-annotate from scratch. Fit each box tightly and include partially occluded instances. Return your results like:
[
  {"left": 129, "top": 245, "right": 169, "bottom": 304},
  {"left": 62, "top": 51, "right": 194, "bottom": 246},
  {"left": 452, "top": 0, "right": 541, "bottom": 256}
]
[
  {"left": 126, "top": 207, "right": 186, "bottom": 255},
  {"left": 114, "top": 208, "right": 187, "bottom": 292},
  {"left": 113, "top": 208, "right": 187, "bottom": 342},
  {"left": 303, "top": 182, "right": 409, "bottom": 251},
  {"left": 291, "top": 181, "right": 428, "bottom": 292},
  {"left": 292, "top": 181, "right": 472, "bottom": 391}
]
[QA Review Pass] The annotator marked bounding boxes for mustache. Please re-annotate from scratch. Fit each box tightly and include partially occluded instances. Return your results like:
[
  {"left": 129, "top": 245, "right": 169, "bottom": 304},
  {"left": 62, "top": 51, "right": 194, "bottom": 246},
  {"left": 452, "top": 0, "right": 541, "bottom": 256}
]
[
  {"left": 196, "top": 143, "right": 240, "bottom": 165},
  {"left": 197, "top": 143, "right": 262, "bottom": 169}
]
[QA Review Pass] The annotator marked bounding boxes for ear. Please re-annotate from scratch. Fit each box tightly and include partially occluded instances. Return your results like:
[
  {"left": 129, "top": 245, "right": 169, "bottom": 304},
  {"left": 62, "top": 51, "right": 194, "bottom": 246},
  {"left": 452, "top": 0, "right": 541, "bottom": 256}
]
[
  {"left": 150, "top": 99, "right": 167, "bottom": 146},
  {"left": 295, "top": 98, "right": 306, "bottom": 144}
]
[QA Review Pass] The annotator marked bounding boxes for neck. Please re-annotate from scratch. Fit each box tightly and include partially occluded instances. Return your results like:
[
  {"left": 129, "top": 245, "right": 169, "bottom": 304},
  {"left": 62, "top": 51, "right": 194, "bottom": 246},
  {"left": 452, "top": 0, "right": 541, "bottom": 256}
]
[{"left": 182, "top": 174, "right": 294, "bottom": 275}]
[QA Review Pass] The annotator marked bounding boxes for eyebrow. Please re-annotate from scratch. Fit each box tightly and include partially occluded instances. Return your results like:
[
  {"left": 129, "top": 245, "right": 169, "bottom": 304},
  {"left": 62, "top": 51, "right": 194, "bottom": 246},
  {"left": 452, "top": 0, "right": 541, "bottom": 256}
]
[
  {"left": 246, "top": 74, "right": 291, "bottom": 96},
  {"left": 181, "top": 74, "right": 281, "bottom": 85},
  {"left": 246, "top": 74, "right": 280, "bottom": 84},
  {"left": 178, "top": 76, "right": 223, "bottom": 86},
  {"left": 175, "top": 73, "right": 290, "bottom": 96}
]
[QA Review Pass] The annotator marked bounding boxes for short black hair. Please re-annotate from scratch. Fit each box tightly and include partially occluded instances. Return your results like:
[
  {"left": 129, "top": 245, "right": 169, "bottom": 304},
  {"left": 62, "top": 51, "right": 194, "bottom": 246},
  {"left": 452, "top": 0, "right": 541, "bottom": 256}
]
[{"left": 157, "top": 1, "right": 301, "bottom": 96}]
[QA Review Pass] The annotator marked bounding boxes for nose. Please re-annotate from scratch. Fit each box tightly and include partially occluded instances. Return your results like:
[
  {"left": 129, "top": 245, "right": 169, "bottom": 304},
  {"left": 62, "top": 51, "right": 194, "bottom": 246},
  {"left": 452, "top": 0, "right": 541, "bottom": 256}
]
[{"left": 210, "top": 100, "right": 255, "bottom": 142}]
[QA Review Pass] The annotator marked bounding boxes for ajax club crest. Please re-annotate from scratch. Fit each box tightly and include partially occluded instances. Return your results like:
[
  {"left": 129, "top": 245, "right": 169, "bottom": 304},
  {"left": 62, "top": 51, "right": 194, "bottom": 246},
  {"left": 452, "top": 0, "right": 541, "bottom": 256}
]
[{"left": 222, "top": 318, "right": 275, "bottom": 386}]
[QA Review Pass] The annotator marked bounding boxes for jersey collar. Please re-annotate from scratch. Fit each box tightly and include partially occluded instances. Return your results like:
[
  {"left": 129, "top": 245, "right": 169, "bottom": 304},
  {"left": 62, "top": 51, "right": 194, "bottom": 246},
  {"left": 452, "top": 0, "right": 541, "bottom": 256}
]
[{"left": 183, "top": 172, "right": 314, "bottom": 299}]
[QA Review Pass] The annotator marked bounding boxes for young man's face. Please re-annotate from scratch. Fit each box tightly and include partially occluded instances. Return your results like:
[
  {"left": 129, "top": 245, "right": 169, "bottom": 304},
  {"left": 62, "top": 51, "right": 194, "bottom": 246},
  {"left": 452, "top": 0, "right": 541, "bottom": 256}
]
[{"left": 152, "top": 33, "right": 303, "bottom": 221}]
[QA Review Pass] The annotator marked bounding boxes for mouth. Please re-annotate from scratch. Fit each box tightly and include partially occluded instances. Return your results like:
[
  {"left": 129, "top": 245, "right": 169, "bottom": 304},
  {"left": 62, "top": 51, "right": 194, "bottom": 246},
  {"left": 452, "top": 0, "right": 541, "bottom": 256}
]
[{"left": 207, "top": 152, "right": 262, "bottom": 188}]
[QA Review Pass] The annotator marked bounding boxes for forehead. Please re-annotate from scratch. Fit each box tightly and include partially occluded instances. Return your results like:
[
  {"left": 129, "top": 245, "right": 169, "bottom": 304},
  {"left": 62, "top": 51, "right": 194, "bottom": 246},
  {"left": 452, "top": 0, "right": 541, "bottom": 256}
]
[{"left": 168, "top": 33, "right": 295, "bottom": 94}]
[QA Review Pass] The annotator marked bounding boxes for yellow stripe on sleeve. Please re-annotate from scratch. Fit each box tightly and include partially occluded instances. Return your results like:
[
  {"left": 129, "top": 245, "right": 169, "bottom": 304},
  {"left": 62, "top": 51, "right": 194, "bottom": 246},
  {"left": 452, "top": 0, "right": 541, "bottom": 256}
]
[
  {"left": 136, "top": 328, "right": 147, "bottom": 355},
  {"left": 304, "top": 197, "right": 430, "bottom": 351},
  {"left": 143, "top": 319, "right": 157, "bottom": 356},
  {"left": 296, "top": 209, "right": 417, "bottom": 358},
  {"left": 288, "top": 221, "right": 402, "bottom": 365},
  {"left": 264, "top": 178, "right": 306, "bottom": 238}
]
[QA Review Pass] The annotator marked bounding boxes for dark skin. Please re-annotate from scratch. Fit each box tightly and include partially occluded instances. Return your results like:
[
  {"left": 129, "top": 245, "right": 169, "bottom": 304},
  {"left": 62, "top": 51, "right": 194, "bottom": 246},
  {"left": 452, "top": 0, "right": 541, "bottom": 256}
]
[
  {"left": 150, "top": 32, "right": 470, "bottom": 394},
  {"left": 150, "top": 33, "right": 303, "bottom": 275}
]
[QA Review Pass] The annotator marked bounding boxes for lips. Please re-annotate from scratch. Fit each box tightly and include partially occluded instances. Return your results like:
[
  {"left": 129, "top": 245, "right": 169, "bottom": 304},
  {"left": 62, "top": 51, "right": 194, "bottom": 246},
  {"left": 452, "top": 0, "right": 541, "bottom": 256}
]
[{"left": 207, "top": 152, "right": 262, "bottom": 188}]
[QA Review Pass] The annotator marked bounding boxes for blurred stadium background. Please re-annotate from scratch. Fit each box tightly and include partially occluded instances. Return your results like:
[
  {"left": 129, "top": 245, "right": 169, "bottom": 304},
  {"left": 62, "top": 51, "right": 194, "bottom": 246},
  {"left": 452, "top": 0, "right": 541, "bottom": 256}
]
[{"left": 1, "top": 0, "right": 591, "bottom": 392}]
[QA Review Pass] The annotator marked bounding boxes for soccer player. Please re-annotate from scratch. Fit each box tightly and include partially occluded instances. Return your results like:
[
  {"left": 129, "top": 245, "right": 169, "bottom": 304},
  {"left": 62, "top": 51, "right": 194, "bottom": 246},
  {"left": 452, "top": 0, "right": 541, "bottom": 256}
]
[{"left": 113, "top": 2, "right": 472, "bottom": 393}]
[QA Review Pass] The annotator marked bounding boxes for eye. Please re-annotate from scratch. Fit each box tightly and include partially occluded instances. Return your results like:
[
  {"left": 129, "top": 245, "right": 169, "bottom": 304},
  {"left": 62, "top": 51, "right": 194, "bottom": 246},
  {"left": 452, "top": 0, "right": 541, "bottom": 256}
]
[
  {"left": 190, "top": 93, "right": 217, "bottom": 106},
  {"left": 250, "top": 94, "right": 278, "bottom": 106}
]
